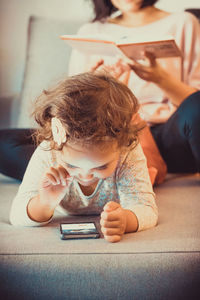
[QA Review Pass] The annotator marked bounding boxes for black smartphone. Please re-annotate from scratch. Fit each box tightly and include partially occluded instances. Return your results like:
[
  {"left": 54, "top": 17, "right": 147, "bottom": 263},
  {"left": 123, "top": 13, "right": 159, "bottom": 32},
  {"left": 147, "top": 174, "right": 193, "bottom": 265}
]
[{"left": 60, "top": 222, "right": 100, "bottom": 240}]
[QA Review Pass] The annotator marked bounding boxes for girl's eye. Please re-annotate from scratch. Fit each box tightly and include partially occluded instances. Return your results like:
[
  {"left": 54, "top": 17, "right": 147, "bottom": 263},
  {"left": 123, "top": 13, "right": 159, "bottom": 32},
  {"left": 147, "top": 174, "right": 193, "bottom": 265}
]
[
  {"left": 96, "top": 165, "right": 108, "bottom": 171},
  {"left": 66, "top": 164, "right": 77, "bottom": 169}
]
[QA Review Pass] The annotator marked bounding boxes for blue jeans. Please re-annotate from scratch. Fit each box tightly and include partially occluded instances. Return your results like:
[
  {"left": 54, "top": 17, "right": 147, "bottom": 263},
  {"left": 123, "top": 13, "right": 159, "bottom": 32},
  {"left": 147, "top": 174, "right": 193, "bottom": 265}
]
[
  {"left": 0, "top": 129, "right": 36, "bottom": 180},
  {"left": 0, "top": 91, "right": 200, "bottom": 180},
  {"left": 151, "top": 91, "right": 200, "bottom": 173}
]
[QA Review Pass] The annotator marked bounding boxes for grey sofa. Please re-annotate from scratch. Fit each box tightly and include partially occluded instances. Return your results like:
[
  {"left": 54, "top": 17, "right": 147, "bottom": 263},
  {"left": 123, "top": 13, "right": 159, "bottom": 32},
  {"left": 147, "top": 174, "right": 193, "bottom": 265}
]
[{"left": 0, "top": 16, "right": 200, "bottom": 300}]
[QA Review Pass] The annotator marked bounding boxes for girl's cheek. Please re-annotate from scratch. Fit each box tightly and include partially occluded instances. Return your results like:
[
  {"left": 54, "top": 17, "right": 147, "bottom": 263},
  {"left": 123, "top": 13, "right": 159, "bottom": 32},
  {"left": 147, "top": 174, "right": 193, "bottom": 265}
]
[
  {"left": 64, "top": 167, "right": 77, "bottom": 177},
  {"left": 95, "top": 166, "right": 116, "bottom": 178},
  {"left": 69, "top": 170, "right": 78, "bottom": 177},
  {"left": 94, "top": 172, "right": 106, "bottom": 178}
]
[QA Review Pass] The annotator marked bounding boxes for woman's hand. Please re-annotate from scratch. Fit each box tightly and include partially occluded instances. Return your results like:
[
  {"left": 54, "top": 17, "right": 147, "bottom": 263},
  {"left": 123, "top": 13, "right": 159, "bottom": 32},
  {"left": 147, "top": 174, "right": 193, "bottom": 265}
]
[
  {"left": 38, "top": 165, "right": 72, "bottom": 209},
  {"left": 89, "top": 58, "right": 131, "bottom": 85},
  {"left": 91, "top": 52, "right": 164, "bottom": 84},
  {"left": 89, "top": 53, "right": 197, "bottom": 106},
  {"left": 89, "top": 58, "right": 104, "bottom": 72},
  {"left": 128, "top": 51, "right": 168, "bottom": 83},
  {"left": 128, "top": 51, "right": 197, "bottom": 105}
]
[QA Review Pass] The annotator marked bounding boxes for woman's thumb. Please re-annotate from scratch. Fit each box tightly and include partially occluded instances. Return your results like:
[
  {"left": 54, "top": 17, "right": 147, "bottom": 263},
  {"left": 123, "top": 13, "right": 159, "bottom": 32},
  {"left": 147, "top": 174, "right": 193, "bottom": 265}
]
[
  {"left": 144, "top": 50, "right": 156, "bottom": 66},
  {"left": 103, "top": 201, "right": 120, "bottom": 212}
]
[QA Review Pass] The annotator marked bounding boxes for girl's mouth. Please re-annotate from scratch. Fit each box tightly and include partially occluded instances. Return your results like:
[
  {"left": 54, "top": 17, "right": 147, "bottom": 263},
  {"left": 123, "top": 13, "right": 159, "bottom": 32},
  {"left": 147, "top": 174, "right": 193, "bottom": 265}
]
[{"left": 76, "top": 177, "right": 98, "bottom": 186}]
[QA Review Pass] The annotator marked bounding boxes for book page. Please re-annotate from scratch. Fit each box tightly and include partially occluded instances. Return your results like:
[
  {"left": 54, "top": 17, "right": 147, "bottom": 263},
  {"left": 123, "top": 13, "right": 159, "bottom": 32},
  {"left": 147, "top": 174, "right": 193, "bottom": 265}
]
[{"left": 61, "top": 35, "right": 122, "bottom": 57}]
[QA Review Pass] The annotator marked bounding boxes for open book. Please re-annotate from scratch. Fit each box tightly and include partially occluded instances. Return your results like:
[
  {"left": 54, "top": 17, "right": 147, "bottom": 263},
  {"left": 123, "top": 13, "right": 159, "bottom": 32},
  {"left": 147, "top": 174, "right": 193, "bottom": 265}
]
[{"left": 60, "top": 33, "right": 182, "bottom": 60}]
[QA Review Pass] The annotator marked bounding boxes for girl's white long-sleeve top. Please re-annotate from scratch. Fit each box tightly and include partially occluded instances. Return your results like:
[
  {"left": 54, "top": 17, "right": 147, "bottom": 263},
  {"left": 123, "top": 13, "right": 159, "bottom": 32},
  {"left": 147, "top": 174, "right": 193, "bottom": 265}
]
[{"left": 10, "top": 142, "right": 158, "bottom": 231}]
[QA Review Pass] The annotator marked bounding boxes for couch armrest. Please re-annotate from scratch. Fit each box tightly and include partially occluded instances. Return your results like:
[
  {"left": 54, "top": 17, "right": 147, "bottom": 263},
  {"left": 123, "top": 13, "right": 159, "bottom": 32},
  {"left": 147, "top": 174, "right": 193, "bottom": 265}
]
[{"left": 0, "top": 94, "right": 20, "bottom": 129}]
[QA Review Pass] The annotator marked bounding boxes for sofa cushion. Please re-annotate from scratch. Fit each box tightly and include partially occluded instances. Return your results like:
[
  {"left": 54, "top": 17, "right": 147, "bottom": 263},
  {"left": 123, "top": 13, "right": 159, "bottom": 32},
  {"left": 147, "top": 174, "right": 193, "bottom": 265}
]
[
  {"left": 17, "top": 16, "right": 83, "bottom": 128},
  {"left": 1, "top": 174, "right": 200, "bottom": 255},
  {"left": 1, "top": 253, "right": 199, "bottom": 300},
  {"left": 1, "top": 173, "right": 200, "bottom": 299}
]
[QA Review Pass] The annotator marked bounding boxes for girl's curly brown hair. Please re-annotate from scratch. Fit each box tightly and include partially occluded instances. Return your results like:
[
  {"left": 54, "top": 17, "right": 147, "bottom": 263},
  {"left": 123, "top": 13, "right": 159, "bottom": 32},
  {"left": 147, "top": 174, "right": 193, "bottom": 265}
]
[{"left": 32, "top": 72, "right": 144, "bottom": 150}]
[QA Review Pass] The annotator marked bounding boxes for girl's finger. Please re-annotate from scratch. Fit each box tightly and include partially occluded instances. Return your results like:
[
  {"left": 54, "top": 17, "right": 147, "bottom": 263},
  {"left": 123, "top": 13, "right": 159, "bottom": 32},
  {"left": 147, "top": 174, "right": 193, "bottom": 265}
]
[
  {"left": 57, "top": 165, "right": 70, "bottom": 186},
  {"left": 103, "top": 201, "right": 120, "bottom": 212},
  {"left": 101, "top": 226, "right": 122, "bottom": 236},
  {"left": 101, "top": 210, "right": 119, "bottom": 222},
  {"left": 48, "top": 167, "right": 61, "bottom": 184},
  {"left": 43, "top": 173, "right": 58, "bottom": 187},
  {"left": 100, "top": 219, "right": 120, "bottom": 228},
  {"left": 104, "top": 234, "right": 122, "bottom": 243}
]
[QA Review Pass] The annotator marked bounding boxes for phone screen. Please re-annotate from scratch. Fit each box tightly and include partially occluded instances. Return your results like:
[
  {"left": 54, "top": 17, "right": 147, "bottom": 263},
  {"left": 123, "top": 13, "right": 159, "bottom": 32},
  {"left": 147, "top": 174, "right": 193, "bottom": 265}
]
[{"left": 60, "top": 222, "right": 100, "bottom": 239}]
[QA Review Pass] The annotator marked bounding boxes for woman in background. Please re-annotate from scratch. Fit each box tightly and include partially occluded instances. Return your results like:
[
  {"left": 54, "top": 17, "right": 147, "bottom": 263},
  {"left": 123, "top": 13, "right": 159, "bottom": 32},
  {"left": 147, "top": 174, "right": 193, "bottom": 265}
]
[
  {"left": 0, "top": 0, "right": 200, "bottom": 183},
  {"left": 68, "top": 0, "right": 200, "bottom": 183}
]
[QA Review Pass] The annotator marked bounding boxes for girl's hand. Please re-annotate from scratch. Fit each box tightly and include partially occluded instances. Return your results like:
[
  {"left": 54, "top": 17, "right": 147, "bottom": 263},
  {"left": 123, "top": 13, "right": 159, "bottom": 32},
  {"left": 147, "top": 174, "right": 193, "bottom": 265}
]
[
  {"left": 100, "top": 201, "right": 127, "bottom": 243},
  {"left": 128, "top": 51, "right": 168, "bottom": 84},
  {"left": 39, "top": 165, "right": 72, "bottom": 209}
]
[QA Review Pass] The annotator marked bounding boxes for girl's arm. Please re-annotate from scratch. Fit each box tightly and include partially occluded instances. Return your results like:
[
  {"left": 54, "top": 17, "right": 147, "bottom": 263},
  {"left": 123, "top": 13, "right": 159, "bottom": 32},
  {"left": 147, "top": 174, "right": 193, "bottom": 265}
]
[
  {"left": 27, "top": 165, "right": 72, "bottom": 223},
  {"left": 100, "top": 143, "right": 158, "bottom": 242},
  {"left": 10, "top": 145, "right": 72, "bottom": 226},
  {"left": 9, "top": 142, "right": 52, "bottom": 226},
  {"left": 117, "top": 143, "right": 158, "bottom": 231},
  {"left": 27, "top": 195, "right": 54, "bottom": 223}
]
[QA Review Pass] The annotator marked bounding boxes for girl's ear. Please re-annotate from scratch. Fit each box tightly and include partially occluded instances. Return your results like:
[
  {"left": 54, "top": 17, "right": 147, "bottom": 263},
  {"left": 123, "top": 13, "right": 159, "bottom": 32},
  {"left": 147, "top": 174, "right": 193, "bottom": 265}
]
[{"left": 51, "top": 117, "right": 66, "bottom": 146}]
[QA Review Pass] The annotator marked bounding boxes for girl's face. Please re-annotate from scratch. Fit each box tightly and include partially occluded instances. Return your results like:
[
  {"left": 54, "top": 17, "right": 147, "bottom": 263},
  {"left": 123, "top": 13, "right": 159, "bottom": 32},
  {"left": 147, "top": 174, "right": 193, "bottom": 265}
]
[
  {"left": 58, "top": 141, "right": 120, "bottom": 187},
  {"left": 110, "top": 0, "right": 144, "bottom": 13}
]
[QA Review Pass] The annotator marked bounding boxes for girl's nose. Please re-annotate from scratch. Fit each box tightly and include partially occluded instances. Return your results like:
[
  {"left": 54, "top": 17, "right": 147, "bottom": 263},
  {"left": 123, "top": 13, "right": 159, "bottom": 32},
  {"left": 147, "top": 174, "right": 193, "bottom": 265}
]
[{"left": 78, "top": 172, "right": 93, "bottom": 180}]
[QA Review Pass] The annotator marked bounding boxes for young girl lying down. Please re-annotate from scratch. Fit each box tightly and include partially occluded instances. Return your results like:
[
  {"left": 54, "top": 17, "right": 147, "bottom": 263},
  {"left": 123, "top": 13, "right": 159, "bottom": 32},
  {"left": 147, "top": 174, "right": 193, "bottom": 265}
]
[{"left": 10, "top": 72, "right": 157, "bottom": 242}]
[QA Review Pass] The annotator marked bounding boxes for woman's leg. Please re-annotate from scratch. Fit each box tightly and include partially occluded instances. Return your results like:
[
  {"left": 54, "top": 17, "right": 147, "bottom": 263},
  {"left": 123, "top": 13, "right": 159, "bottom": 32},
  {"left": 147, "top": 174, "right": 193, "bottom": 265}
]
[
  {"left": 150, "top": 91, "right": 200, "bottom": 173},
  {"left": 0, "top": 129, "right": 36, "bottom": 180}
]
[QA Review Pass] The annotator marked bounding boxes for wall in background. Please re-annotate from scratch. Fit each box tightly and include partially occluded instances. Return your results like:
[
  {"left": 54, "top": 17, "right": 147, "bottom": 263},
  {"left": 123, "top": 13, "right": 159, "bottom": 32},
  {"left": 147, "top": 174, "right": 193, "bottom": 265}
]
[{"left": 0, "top": 0, "right": 199, "bottom": 97}]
